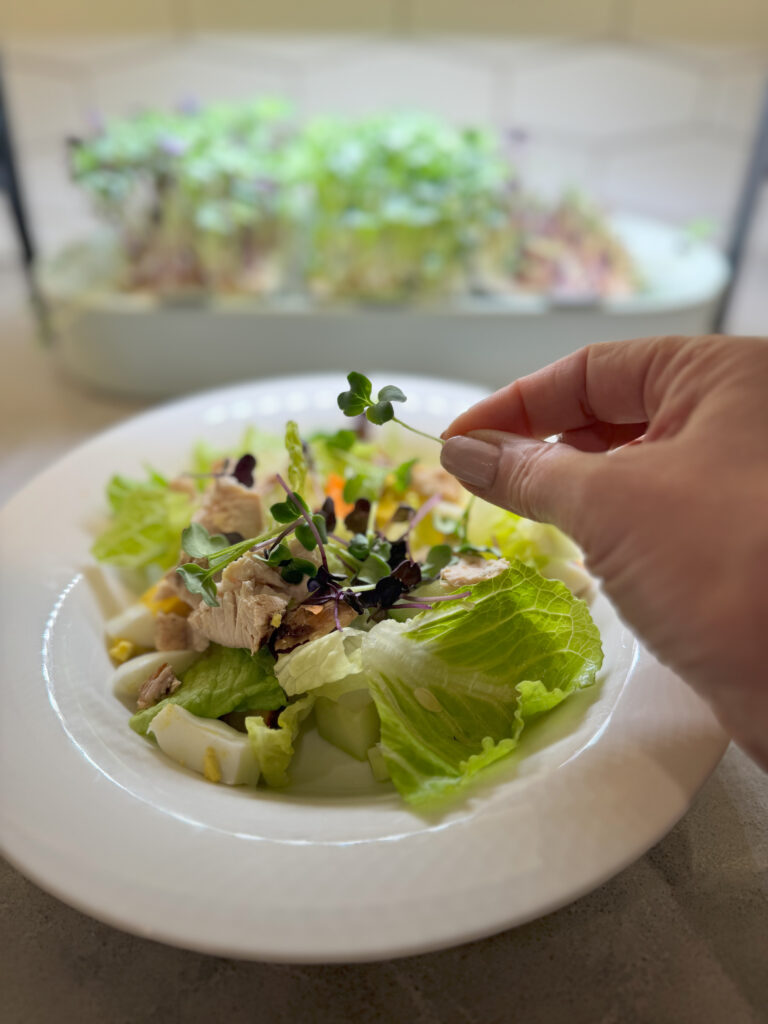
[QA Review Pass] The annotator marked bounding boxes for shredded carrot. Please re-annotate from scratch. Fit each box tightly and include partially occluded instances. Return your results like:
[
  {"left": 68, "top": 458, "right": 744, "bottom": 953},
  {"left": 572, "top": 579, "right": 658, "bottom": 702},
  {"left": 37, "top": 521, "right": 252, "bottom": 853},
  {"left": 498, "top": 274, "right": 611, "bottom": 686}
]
[{"left": 325, "top": 473, "right": 354, "bottom": 519}]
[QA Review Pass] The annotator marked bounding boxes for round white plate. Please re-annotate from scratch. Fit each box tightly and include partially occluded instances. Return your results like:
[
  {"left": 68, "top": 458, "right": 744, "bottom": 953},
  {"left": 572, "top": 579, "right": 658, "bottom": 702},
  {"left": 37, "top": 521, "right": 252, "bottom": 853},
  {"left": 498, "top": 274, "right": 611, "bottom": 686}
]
[{"left": 0, "top": 374, "right": 728, "bottom": 962}]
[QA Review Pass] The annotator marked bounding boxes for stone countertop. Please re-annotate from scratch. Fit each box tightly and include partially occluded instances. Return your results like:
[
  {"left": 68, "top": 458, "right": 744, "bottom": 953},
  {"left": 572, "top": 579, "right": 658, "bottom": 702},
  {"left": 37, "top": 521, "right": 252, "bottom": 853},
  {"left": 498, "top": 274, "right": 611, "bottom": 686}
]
[{"left": 1, "top": 271, "right": 766, "bottom": 1024}]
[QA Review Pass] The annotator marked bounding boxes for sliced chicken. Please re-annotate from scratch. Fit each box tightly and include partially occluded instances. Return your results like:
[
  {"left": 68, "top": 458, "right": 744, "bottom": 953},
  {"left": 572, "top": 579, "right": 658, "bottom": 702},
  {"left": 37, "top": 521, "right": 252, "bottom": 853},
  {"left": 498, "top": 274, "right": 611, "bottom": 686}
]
[
  {"left": 187, "top": 584, "right": 287, "bottom": 654},
  {"left": 193, "top": 476, "right": 264, "bottom": 539},
  {"left": 440, "top": 555, "right": 510, "bottom": 589},
  {"left": 272, "top": 602, "right": 358, "bottom": 654},
  {"left": 136, "top": 662, "right": 182, "bottom": 710},
  {"left": 155, "top": 611, "right": 210, "bottom": 653},
  {"left": 220, "top": 551, "right": 306, "bottom": 601},
  {"left": 410, "top": 465, "right": 465, "bottom": 504}
]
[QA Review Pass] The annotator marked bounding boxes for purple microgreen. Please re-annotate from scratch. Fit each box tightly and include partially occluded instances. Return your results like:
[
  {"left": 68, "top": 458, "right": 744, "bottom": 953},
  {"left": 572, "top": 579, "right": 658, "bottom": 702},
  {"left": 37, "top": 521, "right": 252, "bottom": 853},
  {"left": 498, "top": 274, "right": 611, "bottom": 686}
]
[
  {"left": 392, "top": 560, "right": 422, "bottom": 588},
  {"left": 406, "top": 492, "right": 442, "bottom": 532},
  {"left": 231, "top": 453, "right": 256, "bottom": 487},
  {"left": 386, "top": 538, "right": 408, "bottom": 569},
  {"left": 318, "top": 496, "right": 337, "bottom": 533},
  {"left": 391, "top": 504, "right": 415, "bottom": 524},
  {"left": 357, "top": 576, "right": 405, "bottom": 609},
  {"left": 332, "top": 593, "right": 343, "bottom": 632},
  {"left": 355, "top": 551, "right": 391, "bottom": 585},
  {"left": 344, "top": 498, "right": 371, "bottom": 534}
]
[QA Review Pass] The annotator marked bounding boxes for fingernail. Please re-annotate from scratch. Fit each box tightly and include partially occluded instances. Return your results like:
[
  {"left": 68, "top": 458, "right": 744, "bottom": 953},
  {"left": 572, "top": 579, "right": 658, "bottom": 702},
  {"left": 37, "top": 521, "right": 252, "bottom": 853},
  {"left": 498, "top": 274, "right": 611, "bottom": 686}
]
[{"left": 440, "top": 436, "right": 500, "bottom": 489}]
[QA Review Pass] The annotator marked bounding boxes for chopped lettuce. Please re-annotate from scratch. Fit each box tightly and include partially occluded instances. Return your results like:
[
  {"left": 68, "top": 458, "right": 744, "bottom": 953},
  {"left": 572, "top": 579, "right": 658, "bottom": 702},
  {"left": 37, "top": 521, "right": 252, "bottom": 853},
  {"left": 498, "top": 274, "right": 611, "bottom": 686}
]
[
  {"left": 467, "top": 501, "right": 581, "bottom": 569},
  {"left": 361, "top": 562, "right": 603, "bottom": 805},
  {"left": 130, "top": 645, "right": 285, "bottom": 736},
  {"left": 285, "top": 419, "right": 308, "bottom": 494},
  {"left": 92, "top": 469, "right": 194, "bottom": 570},
  {"left": 275, "top": 627, "right": 367, "bottom": 699},
  {"left": 246, "top": 696, "right": 315, "bottom": 787}
]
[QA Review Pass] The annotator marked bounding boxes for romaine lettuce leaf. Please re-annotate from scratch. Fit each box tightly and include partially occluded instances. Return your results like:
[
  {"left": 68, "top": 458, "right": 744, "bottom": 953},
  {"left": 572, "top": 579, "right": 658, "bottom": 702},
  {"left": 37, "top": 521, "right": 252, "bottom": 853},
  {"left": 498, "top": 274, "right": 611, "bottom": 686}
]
[
  {"left": 92, "top": 469, "right": 194, "bottom": 570},
  {"left": 275, "top": 627, "right": 367, "bottom": 699},
  {"left": 130, "top": 644, "right": 285, "bottom": 736},
  {"left": 245, "top": 696, "right": 315, "bottom": 787},
  {"left": 467, "top": 501, "right": 580, "bottom": 568},
  {"left": 361, "top": 562, "right": 603, "bottom": 805}
]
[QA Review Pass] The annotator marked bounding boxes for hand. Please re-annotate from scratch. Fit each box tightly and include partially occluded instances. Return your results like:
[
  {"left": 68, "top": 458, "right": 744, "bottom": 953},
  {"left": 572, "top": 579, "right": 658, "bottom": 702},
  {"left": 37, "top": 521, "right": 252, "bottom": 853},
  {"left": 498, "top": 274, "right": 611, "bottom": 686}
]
[{"left": 440, "top": 335, "right": 768, "bottom": 768}]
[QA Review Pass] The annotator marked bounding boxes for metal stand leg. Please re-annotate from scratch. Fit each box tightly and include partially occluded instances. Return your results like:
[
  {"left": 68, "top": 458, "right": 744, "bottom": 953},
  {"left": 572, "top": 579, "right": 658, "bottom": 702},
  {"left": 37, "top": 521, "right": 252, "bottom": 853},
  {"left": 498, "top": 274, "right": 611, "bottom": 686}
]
[
  {"left": 712, "top": 80, "right": 768, "bottom": 334},
  {"left": 0, "top": 57, "right": 52, "bottom": 342}
]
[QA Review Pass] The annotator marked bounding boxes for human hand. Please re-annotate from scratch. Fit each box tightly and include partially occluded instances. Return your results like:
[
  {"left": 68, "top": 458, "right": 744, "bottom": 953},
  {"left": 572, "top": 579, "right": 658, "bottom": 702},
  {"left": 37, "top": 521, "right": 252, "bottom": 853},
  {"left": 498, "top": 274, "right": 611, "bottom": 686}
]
[{"left": 440, "top": 335, "right": 768, "bottom": 768}]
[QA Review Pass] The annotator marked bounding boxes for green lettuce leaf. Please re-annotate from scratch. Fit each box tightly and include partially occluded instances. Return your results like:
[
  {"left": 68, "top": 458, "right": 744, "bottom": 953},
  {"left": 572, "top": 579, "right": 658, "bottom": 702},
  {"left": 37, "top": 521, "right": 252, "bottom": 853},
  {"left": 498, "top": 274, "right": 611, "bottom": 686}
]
[
  {"left": 361, "top": 562, "right": 603, "bottom": 806},
  {"left": 245, "top": 696, "right": 315, "bottom": 787},
  {"left": 130, "top": 645, "right": 285, "bottom": 736},
  {"left": 467, "top": 501, "right": 580, "bottom": 569},
  {"left": 92, "top": 469, "right": 194, "bottom": 570},
  {"left": 275, "top": 627, "right": 367, "bottom": 699}
]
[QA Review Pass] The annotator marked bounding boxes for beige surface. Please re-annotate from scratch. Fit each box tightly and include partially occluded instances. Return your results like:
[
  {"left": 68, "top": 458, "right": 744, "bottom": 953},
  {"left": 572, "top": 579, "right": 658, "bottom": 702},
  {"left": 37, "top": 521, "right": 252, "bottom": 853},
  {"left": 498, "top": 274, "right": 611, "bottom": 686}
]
[
  {"left": 0, "top": 257, "right": 767, "bottom": 1020},
  {"left": 4, "top": 0, "right": 768, "bottom": 43}
]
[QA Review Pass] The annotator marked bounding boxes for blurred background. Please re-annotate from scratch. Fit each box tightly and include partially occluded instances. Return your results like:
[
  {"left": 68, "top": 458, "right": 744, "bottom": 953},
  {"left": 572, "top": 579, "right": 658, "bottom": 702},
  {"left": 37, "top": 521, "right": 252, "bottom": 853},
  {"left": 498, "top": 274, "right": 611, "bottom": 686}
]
[{"left": 0, "top": 0, "right": 766, "bottom": 403}]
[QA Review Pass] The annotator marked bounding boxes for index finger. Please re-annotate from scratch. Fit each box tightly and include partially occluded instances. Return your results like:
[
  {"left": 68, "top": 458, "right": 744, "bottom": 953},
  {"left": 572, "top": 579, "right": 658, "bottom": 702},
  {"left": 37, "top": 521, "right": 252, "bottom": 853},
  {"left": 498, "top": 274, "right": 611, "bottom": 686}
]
[{"left": 444, "top": 336, "right": 684, "bottom": 440}]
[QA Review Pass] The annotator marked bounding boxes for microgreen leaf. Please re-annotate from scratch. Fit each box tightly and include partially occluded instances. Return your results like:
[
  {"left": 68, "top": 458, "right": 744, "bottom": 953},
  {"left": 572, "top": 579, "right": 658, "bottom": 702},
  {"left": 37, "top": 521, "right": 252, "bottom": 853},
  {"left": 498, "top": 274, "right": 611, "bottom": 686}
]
[
  {"left": 295, "top": 523, "right": 317, "bottom": 551},
  {"left": 346, "top": 372, "right": 373, "bottom": 402},
  {"left": 266, "top": 541, "right": 291, "bottom": 565},
  {"left": 422, "top": 544, "right": 454, "bottom": 577},
  {"left": 311, "top": 512, "right": 329, "bottom": 542},
  {"left": 392, "top": 457, "right": 418, "bottom": 494},
  {"left": 365, "top": 400, "right": 395, "bottom": 425},
  {"left": 377, "top": 385, "right": 406, "bottom": 404},
  {"left": 348, "top": 534, "right": 370, "bottom": 561},
  {"left": 181, "top": 522, "right": 230, "bottom": 558},
  {"left": 176, "top": 563, "right": 219, "bottom": 607},
  {"left": 356, "top": 551, "right": 392, "bottom": 585}
]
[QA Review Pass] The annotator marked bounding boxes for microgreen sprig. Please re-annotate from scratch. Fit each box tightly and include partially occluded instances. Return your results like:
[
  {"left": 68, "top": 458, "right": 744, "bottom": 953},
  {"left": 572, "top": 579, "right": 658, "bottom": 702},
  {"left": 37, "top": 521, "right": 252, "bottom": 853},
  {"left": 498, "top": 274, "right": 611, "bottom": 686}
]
[{"left": 337, "top": 373, "right": 443, "bottom": 445}]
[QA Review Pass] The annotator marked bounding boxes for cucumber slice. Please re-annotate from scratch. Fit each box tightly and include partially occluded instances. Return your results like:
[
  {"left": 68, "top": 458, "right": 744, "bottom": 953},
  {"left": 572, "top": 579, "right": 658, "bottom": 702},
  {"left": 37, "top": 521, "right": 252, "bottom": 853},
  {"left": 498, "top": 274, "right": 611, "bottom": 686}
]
[{"left": 315, "top": 690, "right": 380, "bottom": 762}]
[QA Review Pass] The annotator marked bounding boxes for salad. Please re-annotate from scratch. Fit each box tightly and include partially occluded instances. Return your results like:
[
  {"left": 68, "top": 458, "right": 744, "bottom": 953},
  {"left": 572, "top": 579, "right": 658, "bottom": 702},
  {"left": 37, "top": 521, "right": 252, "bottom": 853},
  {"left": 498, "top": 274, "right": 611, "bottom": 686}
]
[{"left": 94, "top": 376, "right": 603, "bottom": 808}]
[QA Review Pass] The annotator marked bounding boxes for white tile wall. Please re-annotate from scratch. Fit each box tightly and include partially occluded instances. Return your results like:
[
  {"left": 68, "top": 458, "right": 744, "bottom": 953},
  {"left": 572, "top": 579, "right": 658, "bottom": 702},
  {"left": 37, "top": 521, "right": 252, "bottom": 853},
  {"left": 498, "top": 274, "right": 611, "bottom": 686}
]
[{"left": 2, "top": 33, "right": 767, "bottom": 270}]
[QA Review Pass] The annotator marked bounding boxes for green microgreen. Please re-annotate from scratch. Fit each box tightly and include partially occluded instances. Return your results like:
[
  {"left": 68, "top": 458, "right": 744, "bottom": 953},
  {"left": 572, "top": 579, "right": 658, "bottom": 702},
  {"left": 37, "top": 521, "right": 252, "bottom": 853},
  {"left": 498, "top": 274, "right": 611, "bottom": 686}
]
[{"left": 337, "top": 373, "right": 443, "bottom": 445}]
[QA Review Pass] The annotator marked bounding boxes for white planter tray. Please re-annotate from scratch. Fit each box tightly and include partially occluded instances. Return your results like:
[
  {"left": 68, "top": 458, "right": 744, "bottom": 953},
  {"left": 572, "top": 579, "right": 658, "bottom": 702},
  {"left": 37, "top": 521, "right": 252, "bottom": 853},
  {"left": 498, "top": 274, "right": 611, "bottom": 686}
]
[{"left": 43, "top": 214, "right": 728, "bottom": 399}]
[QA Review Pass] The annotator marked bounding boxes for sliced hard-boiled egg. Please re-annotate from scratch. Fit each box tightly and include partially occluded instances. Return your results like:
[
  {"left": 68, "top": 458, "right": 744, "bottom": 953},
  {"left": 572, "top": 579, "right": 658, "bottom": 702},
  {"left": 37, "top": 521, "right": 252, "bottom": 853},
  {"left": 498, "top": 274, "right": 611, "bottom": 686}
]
[
  {"left": 148, "top": 704, "right": 261, "bottom": 786},
  {"left": 105, "top": 602, "right": 157, "bottom": 648}
]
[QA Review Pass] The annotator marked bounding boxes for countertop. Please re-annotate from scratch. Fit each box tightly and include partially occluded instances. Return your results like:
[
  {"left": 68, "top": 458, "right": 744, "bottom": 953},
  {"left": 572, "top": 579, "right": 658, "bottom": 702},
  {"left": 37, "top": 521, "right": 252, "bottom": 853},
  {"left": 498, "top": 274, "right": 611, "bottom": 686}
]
[{"left": 1, "top": 269, "right": 766, "bottom": 1024}]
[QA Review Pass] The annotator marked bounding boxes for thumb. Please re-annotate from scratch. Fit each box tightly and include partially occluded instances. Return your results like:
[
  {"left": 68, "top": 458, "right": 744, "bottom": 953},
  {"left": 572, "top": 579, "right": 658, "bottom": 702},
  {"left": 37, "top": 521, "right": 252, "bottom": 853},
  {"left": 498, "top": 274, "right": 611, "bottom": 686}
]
[{"left": 440, "top": 430, "right": 600, "bottom": 541}]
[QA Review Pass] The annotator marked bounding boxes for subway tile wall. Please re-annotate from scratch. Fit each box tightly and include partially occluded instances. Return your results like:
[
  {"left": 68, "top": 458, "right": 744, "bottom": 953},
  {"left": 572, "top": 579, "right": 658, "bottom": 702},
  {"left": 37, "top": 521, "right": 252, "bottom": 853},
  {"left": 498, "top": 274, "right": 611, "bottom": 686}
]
[{"left": 2, "top": 33, "right": 767, "bottom": 266}]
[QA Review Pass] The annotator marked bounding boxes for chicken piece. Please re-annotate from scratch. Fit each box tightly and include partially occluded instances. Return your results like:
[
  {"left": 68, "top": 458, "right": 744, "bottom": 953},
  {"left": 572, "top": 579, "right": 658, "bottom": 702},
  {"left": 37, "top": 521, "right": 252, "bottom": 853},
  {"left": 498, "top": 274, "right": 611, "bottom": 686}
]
[
  {"left": 168, "top": 476, "right": 198, "bottom": 499},
  {"left": 220, "top": 551, "right": 307, "bottom": 602},
  {"left": 187, "top": 584, "right": 287, "bottom": 654},
  {"left": 193, "top": 476, "right": 264, "bottom": 539},
  {"left": 272, "top": 602, "right": 358, "bottom": 654},
  {"left": 154, "top": 612, "right": 210, "bottom": 653},
  {"left": 440, "top": 556, "right": 510, "bottom": 589},
  {"left": 136, "top": 662, "right": 182, "bottom": 710}
]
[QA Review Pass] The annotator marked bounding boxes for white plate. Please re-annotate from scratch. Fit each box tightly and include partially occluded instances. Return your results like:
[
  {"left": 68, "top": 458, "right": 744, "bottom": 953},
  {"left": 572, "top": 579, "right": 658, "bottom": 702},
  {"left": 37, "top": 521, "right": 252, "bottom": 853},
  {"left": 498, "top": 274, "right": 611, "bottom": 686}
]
[{"left": 0, "top": 373, "right": 728, "bottom": 962}]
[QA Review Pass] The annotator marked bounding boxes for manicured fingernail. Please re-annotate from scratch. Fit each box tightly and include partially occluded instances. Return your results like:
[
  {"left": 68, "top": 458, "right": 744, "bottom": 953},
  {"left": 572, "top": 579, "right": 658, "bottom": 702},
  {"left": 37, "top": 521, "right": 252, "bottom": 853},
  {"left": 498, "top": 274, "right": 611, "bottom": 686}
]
[{"left": 440, "top": 436, "right": 500, "bottom": 489}]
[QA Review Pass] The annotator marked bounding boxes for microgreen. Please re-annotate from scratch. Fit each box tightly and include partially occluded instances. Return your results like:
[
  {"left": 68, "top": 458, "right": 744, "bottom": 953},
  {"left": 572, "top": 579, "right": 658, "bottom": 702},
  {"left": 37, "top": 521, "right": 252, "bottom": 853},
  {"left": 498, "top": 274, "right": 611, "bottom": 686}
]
[{"left": 337, "top": 373, "right": 443, "bottom": 445}]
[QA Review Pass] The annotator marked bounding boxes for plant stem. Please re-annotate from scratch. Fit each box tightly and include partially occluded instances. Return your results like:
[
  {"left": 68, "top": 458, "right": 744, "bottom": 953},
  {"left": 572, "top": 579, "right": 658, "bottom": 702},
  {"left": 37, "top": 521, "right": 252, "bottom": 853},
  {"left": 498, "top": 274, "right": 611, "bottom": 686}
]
[{"left": 392, "top": 417, "right": 444, "bottom": 446}]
